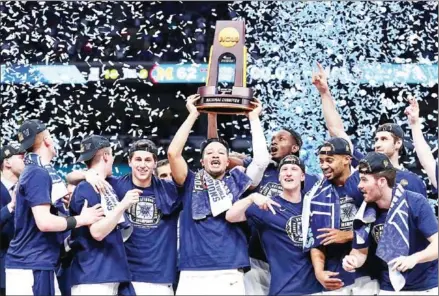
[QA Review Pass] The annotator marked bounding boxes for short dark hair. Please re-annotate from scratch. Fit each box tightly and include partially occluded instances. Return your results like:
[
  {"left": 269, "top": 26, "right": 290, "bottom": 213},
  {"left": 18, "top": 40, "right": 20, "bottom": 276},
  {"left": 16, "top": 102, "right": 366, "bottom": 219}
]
[
  {"left": 282, "top": 127, "right": 303, "bottom": 149},
  {"left": 372, "top": 169, "right": 397, "bottom": 188},
  {"left": 128, "top": 139, "right": 158, "bottom": 160},
  {"left": 200, "top": 138, "right": 230, "bottom": 157},
  {"left": 157, "top": 159, "right": 169, "bottom": 168},
  {"left": 389, "top": 134, "right": 404, "bottom": 154}
]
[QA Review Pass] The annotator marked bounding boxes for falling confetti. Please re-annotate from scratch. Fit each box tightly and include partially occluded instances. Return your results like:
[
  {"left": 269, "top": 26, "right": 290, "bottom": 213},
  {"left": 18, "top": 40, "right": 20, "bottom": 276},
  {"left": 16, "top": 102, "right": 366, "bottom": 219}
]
[
  {"left": 0, "top": 1, "right": 437, "bottom": 209},
  {"left": 230, "top": 1, "right": 438, "bottom": 204}
]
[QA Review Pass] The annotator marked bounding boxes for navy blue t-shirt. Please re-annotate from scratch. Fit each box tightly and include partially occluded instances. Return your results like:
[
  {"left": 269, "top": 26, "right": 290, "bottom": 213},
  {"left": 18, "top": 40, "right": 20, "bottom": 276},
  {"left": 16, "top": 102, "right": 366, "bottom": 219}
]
[
  {"left": 108, "top": 175, "right": 181, "bottom": 284},
  {"left": 320, "top": 174, "right": 364, "bottom": 288},
  {"left": 6, "top": 165, "right": 60, "bottom": 270},
  {"left": 178, "top": 170, "right": 251, "bottom": 270},
  {"left": 246, "top": 196, "right": 323, "bottom": 295},
  {"left": 1, "top": 181, "right": 15, "bottom": 289},
  {"left": 69, "top": 181, "right": 131, "bottom": 285},
  {"left": 246, "top": 161, "right": 319, "bottom": 261},
  {"left": 0, "top": 182, "right": 14, "bottom": 247},
  {"left": 354, "top": 191, "right": 438, "bottom": 291}
]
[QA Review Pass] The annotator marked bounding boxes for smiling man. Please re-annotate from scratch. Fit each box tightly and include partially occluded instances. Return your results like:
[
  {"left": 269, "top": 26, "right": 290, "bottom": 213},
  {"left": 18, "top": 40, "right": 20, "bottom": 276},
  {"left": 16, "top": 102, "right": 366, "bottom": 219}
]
[
  {"left": 67, "top": 139, "right": 181, "bottom": 295},
  {"left": 107, "top": 139, "right": 181, "bottom": 295},
  {"left": 226, "top": 155, "right": 323, "bottom": 295},
  {"left": 302, "top": 137, "right": 376, "bottom": 295},
  {"left": 343, "top": 152, "right": 438, "bottom": 295},
  {"left": 312, "top": 62, "right": 427, "bottom": 197}
]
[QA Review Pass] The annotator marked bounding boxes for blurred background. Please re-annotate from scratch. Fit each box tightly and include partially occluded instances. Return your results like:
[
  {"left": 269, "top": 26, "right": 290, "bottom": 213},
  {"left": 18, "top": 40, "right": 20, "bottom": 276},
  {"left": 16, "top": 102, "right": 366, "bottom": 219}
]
[{"left": 1, "top": 1, "right": 437, "bottom": 201}]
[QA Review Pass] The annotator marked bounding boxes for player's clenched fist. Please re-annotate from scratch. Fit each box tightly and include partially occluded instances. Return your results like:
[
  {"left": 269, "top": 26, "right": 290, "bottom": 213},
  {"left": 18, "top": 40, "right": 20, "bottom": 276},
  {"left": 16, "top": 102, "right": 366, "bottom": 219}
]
[{"left": 121, "top": 189, "right": 142, "bottom": 209}]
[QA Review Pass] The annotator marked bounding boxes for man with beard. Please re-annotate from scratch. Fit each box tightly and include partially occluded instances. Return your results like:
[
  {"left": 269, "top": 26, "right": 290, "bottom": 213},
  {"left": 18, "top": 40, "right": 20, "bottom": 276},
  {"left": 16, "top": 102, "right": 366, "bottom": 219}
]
[
  {"left": 302, "top": 137, "right": 378, "bottom": 295},
  {"left": 344, "top": 152, "right": 438, "bottom": 295},
  {"left": 226, "top": 155, "right": 323, "bottom": 295},
  {"left": 6, "top": 120, "right": 104, "bottom": 296},
  {"left": 0, "top": 144, "right": 24, "bottom": 296},
  {"left": 167, "top": 95, "right": 270, "bottom": 295},
  {"left": 312, "top": 62, "right": 427, "bottom": 196}
]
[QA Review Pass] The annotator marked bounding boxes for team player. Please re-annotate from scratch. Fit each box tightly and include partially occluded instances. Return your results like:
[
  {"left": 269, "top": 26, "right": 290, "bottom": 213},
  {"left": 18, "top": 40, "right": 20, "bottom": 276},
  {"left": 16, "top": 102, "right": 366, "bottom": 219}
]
[
  {"left": 226, "top": 155, "right": 323, "bottom": 295},
  {"left": 312, "top": 62, "right": 427, "bottom": 196},
  {"left": 67, "top": 140, "right": 181, "bottom": 295},
  {"left": 0, "top": 144, "right": 24, "bottom": 296},
  {"left": 108, "top": 140, "right": 180, "bottom": 295},
  {"left": 5, "top": 120, "right": 104, "bottom": 296},
  {"left": 167, "top": 95, "right": 270, "bottom": 295},
  {"left": 344, "top": 152, "right": 438, "bottom": 294},
  {"left": 67, "top": 141, "right": 181, "bottom": 294},
  {"left": 302, "top": 137, "right": 377, "bottom": 295},
  {"left": 69, "top": 135, "right": 138, "bottom": 295},
  {"left": 208, "top": 109, "right": 319, "bottom": 295},
  {"left": 405, "top": 97, "right": 437, "bottom": 189}
]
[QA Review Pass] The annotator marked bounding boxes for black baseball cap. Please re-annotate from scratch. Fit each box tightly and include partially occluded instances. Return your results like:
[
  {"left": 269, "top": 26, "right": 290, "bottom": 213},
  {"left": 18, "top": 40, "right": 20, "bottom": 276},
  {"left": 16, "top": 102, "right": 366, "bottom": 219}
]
[
  {"left": 128, "top": 139, "right": 158, "bottom": 159},
  {"left": 358, "top": 152, "right": 395, "bottom": 174},
  {"left": 200, "top": 138, "right": 230, "bottom": 156},
  {"left": 319, "top": 137, "right": 352, "bottom": 156},
  {"left": 0, "top": 143, "right": 24, "bottom": 163},
  {"left": 77, "top": 135, "right": 111, "bottom": 162},
  {"left": 281, "top": 127, "right": 303, "bottom": 149},
  {"left": 278, "top": 154, "right": 305, "bottom": 172},
  {"left": 376, "top": 123, "right": 404, "bottom": 139},
  {"left": 17, "top": 119, "right": 47, "bottom": 151}
]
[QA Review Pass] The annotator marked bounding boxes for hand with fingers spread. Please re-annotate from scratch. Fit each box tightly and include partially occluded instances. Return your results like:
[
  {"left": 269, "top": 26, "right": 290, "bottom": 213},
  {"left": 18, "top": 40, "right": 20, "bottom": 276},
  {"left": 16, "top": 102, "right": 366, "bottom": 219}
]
[
  {"left": 342, "top": 255, "right": 359, "bottom": 273},
  {"left": 404, "top": 96, "right": 420, "bottom": 126},
  {"left": 389, "top": 255, "right": 418, "bottom": 273},
  {"left": 77, "top": 200, "right": 105, "bottom": 226},
  {"left": 85, "top": 169, "right": 112, "bottom": 194},
  {"left": 312, "top": 62, "right": 330, "bottom": 94},
  {"left": 186, "top": 94, "right": 201, "bottom": 116},
  {"left": 315, "top": 270, "right": 344, "bottom": 291},
  {"left": 250, "top": 193, "right": 281, "bottom": 215},
  {"left": 246, "top": 98, "right": 263, "bottom": 120},
  {"left": 317, "top": 228, "right": 353, "bottom": 245},
  {"left": 121, "top": 189, "right": 142, "bottom": 210}
]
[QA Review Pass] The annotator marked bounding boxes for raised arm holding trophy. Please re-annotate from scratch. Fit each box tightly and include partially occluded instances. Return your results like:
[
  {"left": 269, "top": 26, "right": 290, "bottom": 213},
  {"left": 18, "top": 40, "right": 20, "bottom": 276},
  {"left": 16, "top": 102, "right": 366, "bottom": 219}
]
[{"left": 196, "top": 20, "right": 255, "bottom": 114}]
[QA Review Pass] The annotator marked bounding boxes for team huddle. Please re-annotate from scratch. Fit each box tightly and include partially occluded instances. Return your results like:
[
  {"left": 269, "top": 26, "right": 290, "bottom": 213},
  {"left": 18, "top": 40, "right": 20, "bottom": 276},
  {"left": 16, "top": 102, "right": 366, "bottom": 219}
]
[{"left": 0, "top": 64, "right": 437, "bottom": 296}]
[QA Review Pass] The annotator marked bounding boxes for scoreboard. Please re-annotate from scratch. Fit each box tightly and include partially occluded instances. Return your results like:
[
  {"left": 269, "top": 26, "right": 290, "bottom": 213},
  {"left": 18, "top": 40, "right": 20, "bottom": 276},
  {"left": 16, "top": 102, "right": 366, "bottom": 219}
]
[{"left": 0, "top": 62, "right": 437, "bottom": 85}]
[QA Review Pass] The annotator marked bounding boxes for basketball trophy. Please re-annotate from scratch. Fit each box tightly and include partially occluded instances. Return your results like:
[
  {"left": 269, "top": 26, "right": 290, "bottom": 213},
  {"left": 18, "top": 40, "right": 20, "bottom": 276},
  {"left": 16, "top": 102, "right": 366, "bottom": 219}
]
[{"left": 196, "top": 20, "right": 254, "bottom": 114}]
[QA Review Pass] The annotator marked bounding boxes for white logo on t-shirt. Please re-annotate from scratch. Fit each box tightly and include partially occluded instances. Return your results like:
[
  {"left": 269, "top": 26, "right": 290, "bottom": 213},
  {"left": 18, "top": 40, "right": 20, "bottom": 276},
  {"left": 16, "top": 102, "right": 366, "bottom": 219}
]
[
  {"left": 286, "top": 215, "right": 303, "bottom": 247},
  {"left": 339, "top": 196, "right": 358, "bottom": 230},
  {"left": 127, "top": 196, "right": 162, "bottom": 228},
  {"left": 260, "top": 182, "right": 282, "bottom": 198}
]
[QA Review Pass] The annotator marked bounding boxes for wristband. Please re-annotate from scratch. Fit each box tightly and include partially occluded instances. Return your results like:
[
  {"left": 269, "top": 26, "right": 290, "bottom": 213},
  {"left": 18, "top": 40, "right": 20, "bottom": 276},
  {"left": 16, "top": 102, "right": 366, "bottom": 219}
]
[{"left": 65, "top": 216, "right": 77, "bottom": 231}]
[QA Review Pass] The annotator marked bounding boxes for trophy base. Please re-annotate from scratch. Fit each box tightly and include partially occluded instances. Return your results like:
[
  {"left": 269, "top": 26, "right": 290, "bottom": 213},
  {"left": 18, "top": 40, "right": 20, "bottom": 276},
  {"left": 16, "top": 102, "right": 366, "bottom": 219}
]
[{"left": 197, "top": 86, "right": 254, "bottom": 115}]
